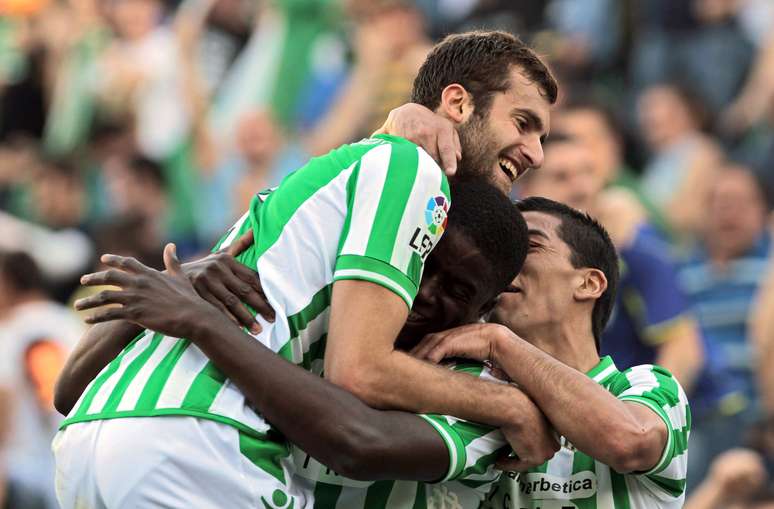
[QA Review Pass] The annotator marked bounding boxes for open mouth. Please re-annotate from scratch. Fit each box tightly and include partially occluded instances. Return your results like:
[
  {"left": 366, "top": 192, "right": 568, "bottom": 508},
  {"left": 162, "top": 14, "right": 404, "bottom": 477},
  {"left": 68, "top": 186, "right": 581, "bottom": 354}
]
[
  {"left": 503, "top": 284, "right": 522, "bottom": 294},
  {"left": 497, "top": 156, "right": 525, "bottom": 182}
]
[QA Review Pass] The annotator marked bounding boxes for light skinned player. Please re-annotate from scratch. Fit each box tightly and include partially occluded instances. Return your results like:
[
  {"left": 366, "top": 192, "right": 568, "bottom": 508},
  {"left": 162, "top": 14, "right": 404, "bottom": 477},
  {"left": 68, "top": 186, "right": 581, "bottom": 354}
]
[
  {"left": 53, "top": 31, "right": 557, "bottom": 508},
  {"left": 414, "top": 198, "right": 691, "bottom": 508}
]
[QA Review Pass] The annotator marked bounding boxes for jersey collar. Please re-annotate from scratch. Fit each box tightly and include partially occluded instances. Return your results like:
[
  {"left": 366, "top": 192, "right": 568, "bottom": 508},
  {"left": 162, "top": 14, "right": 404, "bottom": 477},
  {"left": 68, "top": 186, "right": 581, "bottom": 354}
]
[{"left": 586, "top": 356, "right": 618, "bottom": 386}]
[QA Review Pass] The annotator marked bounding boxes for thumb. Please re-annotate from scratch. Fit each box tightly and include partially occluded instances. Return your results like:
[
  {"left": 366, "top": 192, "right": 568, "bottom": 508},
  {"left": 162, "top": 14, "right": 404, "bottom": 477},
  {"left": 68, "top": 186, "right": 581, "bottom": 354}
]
[
  {"left": 226, "top": 230, "right": 254, "bottom": 257},
  {"left": 163, "top": 243, "right": 183, "bottom": 276}
]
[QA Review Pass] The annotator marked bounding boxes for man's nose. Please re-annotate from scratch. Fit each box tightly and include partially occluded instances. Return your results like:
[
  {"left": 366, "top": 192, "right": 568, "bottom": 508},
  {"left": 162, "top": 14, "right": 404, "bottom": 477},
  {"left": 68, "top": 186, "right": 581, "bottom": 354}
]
[
  {"left": 416, "top": 275, "right": 440, "bottom": 306},
  {"left": 523, "top": 135, "right": 545, "bottom": 170}
]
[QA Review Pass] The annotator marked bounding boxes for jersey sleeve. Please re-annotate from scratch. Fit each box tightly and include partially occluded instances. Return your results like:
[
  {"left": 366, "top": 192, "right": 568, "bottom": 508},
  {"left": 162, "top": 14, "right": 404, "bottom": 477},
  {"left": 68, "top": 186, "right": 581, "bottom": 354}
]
[
  {"left": 334, "top": 141, "right": 450, "bottom": 309},
  {"left": 614, "top": 364, "right": 691, "bottom": 501},
  {"left": 418, "top": 364, "right": 509, "bottom": 483}
]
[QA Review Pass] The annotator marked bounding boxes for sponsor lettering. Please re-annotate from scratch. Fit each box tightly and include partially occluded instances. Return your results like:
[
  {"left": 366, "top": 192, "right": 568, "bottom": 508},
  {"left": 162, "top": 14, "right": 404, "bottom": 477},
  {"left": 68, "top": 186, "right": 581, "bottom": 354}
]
[{"left": 409, "top": 227, "right": 435, "bottom": 259}]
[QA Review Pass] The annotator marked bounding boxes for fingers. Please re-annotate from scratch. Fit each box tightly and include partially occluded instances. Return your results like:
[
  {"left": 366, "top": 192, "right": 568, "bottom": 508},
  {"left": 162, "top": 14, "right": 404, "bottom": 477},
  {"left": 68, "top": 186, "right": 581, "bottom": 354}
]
[
  {"left": 74, "top": 290, "right": 134, "bottom": 311},
  {"left": 80, "top": 269, "right": 134, "bottom": 288},
  {"left": 163, "top": 243, "right": 184, "bottom": 277},
  {"left": 83, "top": 306, "right": 132, "bottom": 325},
  {"left": 214, "top": 256, "right": 275, "bottom": 323},
  {"left": 437, "top": 125, "right": 460, "bottom": 176},
  {"left": 226, "top": 230, "right": 255, "bottom": 257},
  {"left": 225, "top": 272, "right": 275, "bottom": 323},
  {"left": 210, "top": 279, "right": 262, "bottom": 333},
  {"left": 100, "top": 254, "right": 152, "bottom": 274},
  {"left": 195, "top": 286, "right": 245, "bottom": 329},
  {"left": 413, "top": 332, "right": 453, "bottom": 363}
]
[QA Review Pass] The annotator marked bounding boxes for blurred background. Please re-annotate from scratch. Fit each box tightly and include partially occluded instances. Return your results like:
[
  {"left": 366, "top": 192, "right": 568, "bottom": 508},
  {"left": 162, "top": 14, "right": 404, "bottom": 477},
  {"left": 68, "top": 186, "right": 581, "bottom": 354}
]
[{"left": 0, "top": 0, "right": 773, "bottom": 507}]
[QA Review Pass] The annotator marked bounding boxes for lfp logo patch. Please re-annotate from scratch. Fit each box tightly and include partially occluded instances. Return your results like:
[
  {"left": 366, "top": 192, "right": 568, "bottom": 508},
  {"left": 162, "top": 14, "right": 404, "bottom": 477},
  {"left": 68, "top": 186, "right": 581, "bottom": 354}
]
[{"left": 425, "top": 196, "right": 449, "bottom": 235}]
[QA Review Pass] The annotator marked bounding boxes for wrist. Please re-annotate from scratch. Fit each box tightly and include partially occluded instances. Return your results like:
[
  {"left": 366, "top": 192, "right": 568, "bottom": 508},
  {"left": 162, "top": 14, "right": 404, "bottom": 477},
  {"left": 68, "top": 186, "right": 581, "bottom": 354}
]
[
  {"left": 183, "top": 303, "right": 227, "bottom": 343},
  {"left": 491, "top": 325, "right": 516, "bottom": 365}
]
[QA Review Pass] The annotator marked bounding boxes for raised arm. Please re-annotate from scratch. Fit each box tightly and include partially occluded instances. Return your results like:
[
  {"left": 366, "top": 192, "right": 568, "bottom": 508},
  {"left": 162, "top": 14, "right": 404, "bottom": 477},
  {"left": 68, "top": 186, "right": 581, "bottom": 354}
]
[{"left": 415, "top": 324, "right": 674, "bottom": 473}]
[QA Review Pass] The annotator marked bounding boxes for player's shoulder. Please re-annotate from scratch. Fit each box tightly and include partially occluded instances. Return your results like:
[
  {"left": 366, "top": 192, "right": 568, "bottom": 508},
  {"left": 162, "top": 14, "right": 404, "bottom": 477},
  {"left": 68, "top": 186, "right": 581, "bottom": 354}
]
[
  {"left": 612, "top": 363, "right": 688, "bottom": 403},
  {"left": 355, "top": 135, "right": 445, "bottom": 180}
]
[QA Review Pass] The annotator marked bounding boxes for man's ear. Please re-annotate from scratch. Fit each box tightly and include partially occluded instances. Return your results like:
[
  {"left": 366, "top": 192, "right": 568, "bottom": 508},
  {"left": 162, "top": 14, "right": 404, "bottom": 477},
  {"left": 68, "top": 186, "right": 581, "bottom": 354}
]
[
  {"left": 574, "top": 268, "right": 607, "bottom": 302},
  {"left": 438, "top": 84, "right": 475, "bottom": 124}
]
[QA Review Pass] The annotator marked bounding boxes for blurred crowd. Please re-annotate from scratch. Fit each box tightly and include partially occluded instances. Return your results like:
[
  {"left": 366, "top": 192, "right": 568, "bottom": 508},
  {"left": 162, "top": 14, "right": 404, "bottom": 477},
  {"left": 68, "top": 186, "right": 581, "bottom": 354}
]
[{"left": 1, "top": 0, "right": 774, "bottom": 507}]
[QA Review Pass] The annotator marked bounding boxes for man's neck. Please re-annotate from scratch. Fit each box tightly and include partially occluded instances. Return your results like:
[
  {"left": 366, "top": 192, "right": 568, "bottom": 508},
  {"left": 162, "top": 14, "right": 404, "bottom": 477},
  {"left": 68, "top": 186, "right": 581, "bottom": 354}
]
[{"left": 522, "top": 320, "right": 600, "bottom": 374}]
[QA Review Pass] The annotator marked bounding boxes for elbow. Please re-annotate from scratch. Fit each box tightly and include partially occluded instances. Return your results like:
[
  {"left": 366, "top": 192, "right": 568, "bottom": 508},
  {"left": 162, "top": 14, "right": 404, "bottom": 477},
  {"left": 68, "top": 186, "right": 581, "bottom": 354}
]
[
  {"left": 325, "top": 420, "right": 387, "bottom": 481},
  {"left": 53, "top": 364, "right": 80, "bottom": 416},
  {"left": 326, "top": 366, "right": 388, "bottom": 409},
  {"left": 53, "top": 375, "right": 74, "bottom": 416},
  {"left": 605, "top": 428, "right": 662, "bottom": 474}
]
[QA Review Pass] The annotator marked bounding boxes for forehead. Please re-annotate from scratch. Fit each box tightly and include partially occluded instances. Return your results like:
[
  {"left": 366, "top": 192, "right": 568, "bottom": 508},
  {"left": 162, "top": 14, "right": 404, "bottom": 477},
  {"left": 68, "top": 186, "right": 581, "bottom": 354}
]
[
  {"left": 523, "top": 211, "right": 563, "bottom": 243},
  {"left": 495, "top": 68, "right": 551, "bottom": 127}
]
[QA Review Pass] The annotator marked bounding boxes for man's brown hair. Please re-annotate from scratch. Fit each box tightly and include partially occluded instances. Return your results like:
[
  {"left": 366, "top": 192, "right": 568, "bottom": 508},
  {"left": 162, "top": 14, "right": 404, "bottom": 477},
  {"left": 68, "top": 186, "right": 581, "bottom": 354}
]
[{"left": 411, "top": 31, "right": 558, "bottom": 116}]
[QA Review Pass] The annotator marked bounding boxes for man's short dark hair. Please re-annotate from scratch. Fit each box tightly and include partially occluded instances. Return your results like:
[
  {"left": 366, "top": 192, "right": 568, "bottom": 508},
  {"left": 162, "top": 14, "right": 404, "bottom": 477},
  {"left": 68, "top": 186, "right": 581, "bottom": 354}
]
[
  {"left": 516, "top": 197, "right": 619, "bottom": 351},
  {"left": 411, "top": 31, "right": 558, "bottom": 117},
  {"left": 0, "top": 251, "right": 44, "bottom": 294},
  {"left": 129, "top": 155, "right": 167, "bottom": 190},
  {"left": 447, "top": 178, "right": 528, "bottom": 297}
]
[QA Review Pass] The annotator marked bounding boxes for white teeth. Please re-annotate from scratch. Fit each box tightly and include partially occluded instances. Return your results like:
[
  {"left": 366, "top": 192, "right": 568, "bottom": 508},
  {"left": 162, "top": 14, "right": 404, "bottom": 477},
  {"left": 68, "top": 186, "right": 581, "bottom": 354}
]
[{"left": 499, "top": 158, "right": 517, "bottom": 180}]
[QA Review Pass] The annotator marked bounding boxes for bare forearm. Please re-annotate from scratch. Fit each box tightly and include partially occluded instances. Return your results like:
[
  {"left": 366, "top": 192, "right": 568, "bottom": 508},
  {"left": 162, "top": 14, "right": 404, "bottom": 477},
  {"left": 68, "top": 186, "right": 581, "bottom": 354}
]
[
  {"left": 337, "top": 348, "right": 526, "bottom": 428},
  {"left": 492, "top": 331, "right": 653, "bottom": 468},
  {"left": 192, "top": 313, "right": 448, "bottom": 481},
  {"left": 54, "top": 320, "right": 142, "bottom": 415}
]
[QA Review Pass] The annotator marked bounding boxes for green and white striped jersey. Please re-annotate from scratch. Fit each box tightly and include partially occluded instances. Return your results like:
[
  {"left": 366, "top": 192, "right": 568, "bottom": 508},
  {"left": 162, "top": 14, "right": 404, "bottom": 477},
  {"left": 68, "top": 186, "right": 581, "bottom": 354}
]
[
  {"left": 61, "top": 134, "right": 450, "bottom": 441},
  {"left": 289, "top": 363, "right": 510, "bottom": 509},
  {"left": 482, "top": 356, "right": 691, "bottom": 509}
]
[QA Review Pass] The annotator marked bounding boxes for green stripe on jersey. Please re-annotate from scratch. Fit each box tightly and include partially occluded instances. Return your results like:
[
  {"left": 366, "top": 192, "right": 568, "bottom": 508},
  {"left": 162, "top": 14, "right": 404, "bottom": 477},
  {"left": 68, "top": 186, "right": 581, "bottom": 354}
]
[
  {"left": 365, "top": 141, "right": 419, "bottom": 261},
  {"left": 135, "top": 340, "right": 191, "bottom": 411}
]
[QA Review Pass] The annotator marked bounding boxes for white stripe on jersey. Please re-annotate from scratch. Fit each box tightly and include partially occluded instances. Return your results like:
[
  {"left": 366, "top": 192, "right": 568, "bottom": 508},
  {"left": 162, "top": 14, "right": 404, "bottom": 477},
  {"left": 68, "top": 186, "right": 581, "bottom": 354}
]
[
  {"left": 155, "top": 344, "right": 209, "bottom": 409},
  {"left": 87, "top": 331, "right": 154, "bottom": 414},
  {"left": 340, "top": 146, "right": 391, "bottom": 256},
  {"left": 116, "top": 338, "right": 176, "bottom": 411}
]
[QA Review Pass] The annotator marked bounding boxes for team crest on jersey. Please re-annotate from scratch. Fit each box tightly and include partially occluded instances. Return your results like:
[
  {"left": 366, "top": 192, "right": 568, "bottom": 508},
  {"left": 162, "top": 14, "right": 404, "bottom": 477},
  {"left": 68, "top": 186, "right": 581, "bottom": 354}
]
[{"left": 425, "top": 195, "right": 449, "bottom": 235}]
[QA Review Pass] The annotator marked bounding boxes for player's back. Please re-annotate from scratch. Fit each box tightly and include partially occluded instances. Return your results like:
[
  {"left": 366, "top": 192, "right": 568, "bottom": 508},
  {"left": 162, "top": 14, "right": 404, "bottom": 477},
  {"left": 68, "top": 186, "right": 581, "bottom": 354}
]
[{"left": 60, "top": 134, "right": 448, "bottom": 439}]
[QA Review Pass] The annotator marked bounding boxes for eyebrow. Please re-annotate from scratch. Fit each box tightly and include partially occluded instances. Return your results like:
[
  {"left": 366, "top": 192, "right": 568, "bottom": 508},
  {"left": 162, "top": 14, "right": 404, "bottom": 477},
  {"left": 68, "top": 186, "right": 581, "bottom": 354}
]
[
  {"left": 512, "top": 108, "right": 548, "bottom": 143},
  {"left": 528, "top": 228, "right": 549, "bottom": 240}
]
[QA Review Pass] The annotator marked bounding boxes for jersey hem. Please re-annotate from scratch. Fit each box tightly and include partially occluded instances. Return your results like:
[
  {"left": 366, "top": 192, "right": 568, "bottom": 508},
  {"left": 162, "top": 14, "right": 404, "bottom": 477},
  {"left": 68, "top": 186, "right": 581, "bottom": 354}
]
[
  {"left": 59, "top": 409, "right": 270, "bottom": 439},
  {"left": 335, "top": 254, "right": 417, "bottom": 306},
  {"left": 418, "top": 414, "right": 466, "bottom": 482},
  {"left": 618, "top": 396, "right": 674, "bottom": 475}
]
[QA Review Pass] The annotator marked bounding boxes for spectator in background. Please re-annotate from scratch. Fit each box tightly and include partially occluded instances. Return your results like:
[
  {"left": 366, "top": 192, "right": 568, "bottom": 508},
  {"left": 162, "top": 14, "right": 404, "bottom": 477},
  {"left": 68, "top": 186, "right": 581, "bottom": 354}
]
[
  {"left": 96, "top": 0, "right": 189, "bottom": 160},
  {"left": 302, "top": 0, "right": 432, "bottom": 155},
  {"left": 195, "top": 108, "right": 308, "bottom": 245},
  {"left": 629, "top": 0, "right": 753, "bottom": 114},
  {"left": 637, "top": 82, "right": 724, "bottom": 243},
  {"left": 679, "top": 164, "right": 772, "bottom": 489},
  {"left": 516, "top": 134, "right": 704, "bottom": 393},
  {"left": 685, "top": 448, "right": 770, "bottom": 509},
  {"left": 102, "top": 155, "right": 169, "bottom": 261},
  {"left": 0, "top": 251, "right": 83, "bottom": 508},
  {"left": 552, "top": 99, "right": 670, "bottom": 232},
  {"left": 28, "top": 157, "right": 88, "bottom": 231}
]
